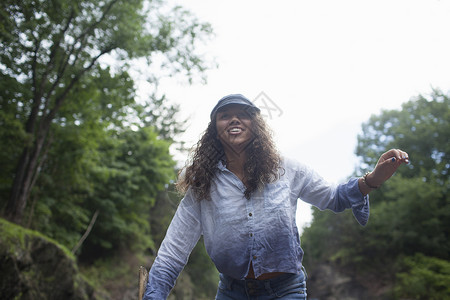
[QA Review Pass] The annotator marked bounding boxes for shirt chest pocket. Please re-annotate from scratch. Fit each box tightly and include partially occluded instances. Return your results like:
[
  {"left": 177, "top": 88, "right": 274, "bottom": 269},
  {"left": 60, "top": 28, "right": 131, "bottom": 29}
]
[{"left": 264, "top": 181, "right": 291, "bottom": 212}]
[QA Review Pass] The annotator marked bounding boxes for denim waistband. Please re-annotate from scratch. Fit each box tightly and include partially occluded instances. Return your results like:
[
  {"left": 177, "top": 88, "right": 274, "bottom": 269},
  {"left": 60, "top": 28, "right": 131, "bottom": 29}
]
[
  {"left": 221, "top": 269, "right": 305, "bottom": 290},
  {"left": 224, "top": 265, "right": 307, "bottom": 283},
  {"left": 219, "top": 269, "right": 307, "bottom": 298}
]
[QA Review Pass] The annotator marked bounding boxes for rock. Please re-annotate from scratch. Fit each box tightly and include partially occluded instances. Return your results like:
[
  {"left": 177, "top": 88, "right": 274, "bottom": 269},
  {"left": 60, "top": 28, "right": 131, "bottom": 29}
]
[
  {"left": 306, "top": 263, "right": 369, "bottom": 300},
  {"left": 0, "top": 218, "right": 97, "bottom": 300}
]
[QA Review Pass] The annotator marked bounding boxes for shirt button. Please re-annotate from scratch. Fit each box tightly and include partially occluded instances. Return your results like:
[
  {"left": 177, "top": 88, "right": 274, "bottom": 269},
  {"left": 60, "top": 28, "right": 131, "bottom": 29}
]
[
  {"left": 249, "top": 213, "right": 252, "bottom": 217},
  {"left": 253, "top": 255, "right": 257, "bottom": 260},
  {"left": 249, "top": 233, "right": 253, "bottom": 237}
]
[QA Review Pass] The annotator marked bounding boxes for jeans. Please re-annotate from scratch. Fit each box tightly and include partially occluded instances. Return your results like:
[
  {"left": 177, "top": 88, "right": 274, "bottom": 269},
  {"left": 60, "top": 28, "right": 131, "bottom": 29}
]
[{"left": 215, "top": 270, "right": 307, "bottom": 300}]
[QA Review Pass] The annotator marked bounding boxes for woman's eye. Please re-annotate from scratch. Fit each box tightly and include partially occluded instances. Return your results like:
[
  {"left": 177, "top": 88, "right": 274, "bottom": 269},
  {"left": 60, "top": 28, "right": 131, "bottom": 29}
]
[{"left": 217, "top": 111, "right": 250, "bottom": 120}]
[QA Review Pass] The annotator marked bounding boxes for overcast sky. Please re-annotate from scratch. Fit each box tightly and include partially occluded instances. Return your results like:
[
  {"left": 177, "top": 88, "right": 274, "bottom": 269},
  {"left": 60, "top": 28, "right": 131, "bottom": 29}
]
[{"left": 143, "top": 0, "right": 450, "bottom": 230}]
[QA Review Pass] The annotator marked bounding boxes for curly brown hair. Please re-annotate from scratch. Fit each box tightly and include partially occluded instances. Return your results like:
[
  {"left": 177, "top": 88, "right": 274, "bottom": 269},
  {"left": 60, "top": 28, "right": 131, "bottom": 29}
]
[{"left": 177, "top": 110, "right": 282, "bottom": 200}]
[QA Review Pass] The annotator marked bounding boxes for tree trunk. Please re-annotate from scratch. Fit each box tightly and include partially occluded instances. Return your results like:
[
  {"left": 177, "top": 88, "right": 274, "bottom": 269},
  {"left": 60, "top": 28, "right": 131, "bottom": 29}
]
[
  {"left": 6, "top": 149, "right": 31, "bottom": 224},
  {"left": 5, "top": 41, "right": 104, "bottom": 224},
  {"left": 3, "top": 0, "right": 118, "bottom": 224},
  {"left": 5, "top": 129, "right": 48, "bottom": 224}
]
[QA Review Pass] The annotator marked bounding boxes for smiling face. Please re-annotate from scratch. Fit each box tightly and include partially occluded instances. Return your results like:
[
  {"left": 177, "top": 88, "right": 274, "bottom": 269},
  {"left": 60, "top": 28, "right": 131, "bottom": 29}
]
[{"left": 215, "top": 104, "right": 255, "bottom": 156}]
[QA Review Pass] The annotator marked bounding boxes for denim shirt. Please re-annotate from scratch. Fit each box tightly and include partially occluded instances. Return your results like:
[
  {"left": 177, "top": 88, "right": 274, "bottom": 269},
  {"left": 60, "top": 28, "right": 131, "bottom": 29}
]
[{"left": 144, "top": 157, "right": 369, "bottom": 299}]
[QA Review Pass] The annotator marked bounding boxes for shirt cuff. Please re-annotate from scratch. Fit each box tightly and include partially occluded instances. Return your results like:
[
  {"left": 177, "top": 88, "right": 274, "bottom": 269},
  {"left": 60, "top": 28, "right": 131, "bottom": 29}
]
[
  {"left": 143, "top": 282, "right": 170, "bottom": 300},
  {"left": 348, "top": 177, "right": 370, "bottom": 226}
]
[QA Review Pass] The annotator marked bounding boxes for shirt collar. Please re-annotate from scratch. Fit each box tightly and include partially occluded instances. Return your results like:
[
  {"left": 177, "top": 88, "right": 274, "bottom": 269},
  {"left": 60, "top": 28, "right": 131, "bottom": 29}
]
[{"left": 217, "top": 160, "right": 227, "bottom": 171}]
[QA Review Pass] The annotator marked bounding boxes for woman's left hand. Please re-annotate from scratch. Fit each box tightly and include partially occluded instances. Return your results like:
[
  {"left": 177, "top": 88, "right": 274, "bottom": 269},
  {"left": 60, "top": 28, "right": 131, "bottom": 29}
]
[{"left": 365, "top": 148, "right": 409, "bottom": 188}]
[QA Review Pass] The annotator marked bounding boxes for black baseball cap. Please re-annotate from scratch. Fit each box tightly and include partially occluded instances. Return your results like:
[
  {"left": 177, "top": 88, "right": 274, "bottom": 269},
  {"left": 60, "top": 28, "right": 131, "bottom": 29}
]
[{"left": 210, "top": 94, "right": 260, "bottom": 120}]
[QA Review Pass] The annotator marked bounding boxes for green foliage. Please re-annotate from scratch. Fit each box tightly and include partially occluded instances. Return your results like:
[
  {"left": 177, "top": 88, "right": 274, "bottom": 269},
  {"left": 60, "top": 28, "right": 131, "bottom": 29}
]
[
  {"left": 0, "top": 109, "right": 27, "bottom": 200},
  {"left": 150, "top": 185, "right": 219, "bottom": 299},
  {"left": 0, "top": 0, "right": 212, "bottom": 248},
  {"left": 78, "top": 126, "right": 175, "bottom": 257},
  {"left": 356, "top": 89, "right": 449, "bottom": 182},
  {"left": 0, "top": 0, "right": 213, "bottom": 223},
  {"left": 370, "top": 176, "right": 449, "bottom": 259},
  {"left": 394, "top": 254, "right": 450, "bottom": 300},
  {"left": 302, "top": 89, "right": 450, "bottom": 298},
  {"left": 79, "top": 251, "right": 145, "bottom": 299},
  {"left": 0, "top": 218, "right": 99, "bottom": 299},
  {"left": 0, "top": 217, "right": 75, "bottom": 264},
  {"left": 33, "top": 124, "right": 177, "bottom": 259},
  {"left": 184, "top": 239, "right": 220, "bottom": 299},
  {"left": 301, "top": 207, "right": 371, "bottom": 272},
  {"left": 0, "top": 0, "right": 218, "bottom": 296}
]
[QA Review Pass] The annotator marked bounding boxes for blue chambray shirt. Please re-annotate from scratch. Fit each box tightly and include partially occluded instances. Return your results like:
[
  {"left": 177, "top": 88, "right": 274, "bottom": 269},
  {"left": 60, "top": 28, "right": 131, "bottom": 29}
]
[{"left": 144, "top": 157, "right": 369, "bottom": 299}]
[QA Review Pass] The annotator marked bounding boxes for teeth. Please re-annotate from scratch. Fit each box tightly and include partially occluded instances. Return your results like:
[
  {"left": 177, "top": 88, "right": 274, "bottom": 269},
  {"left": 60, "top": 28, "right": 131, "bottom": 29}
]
[{"left": 229, "top": 128, "right": 242, "bottom": 133}]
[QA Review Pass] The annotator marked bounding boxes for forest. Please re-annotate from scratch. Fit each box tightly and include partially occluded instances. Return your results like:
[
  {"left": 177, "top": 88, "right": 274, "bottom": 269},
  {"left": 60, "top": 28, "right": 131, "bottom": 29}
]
[
  {"left": 302, "top": 90, "right": 450, "bottom": 299},
  {"left": 0, "top": 0, "right": 449, "bottom": 299}
]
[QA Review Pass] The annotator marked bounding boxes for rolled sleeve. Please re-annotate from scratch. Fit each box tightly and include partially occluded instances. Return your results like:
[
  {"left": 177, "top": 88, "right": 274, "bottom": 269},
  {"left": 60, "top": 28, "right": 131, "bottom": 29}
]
[
  {"left": 327, "top": 177, "right": 370, "bottom": 226},
  {"left": 340, "top": 177, "right": 370, "bottom": 226}
]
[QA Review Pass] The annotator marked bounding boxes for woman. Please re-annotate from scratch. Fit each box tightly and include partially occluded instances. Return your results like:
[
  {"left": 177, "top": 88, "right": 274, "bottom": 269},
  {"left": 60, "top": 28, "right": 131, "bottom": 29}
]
[{"left": 143, "top": 94, "right": 409, "bottom": 299}]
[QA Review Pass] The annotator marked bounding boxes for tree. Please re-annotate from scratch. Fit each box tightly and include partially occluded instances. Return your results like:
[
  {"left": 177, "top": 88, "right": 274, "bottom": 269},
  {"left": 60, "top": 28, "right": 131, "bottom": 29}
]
[
  {"left": 354, "top": 89, "right": 450, "bottom": 260},
  {"left": 302, "top": 89, "right": 450, "bottom": 299},
  {"left": 0, "top": 0, "right": 213, "bottom": 223},
  {"left": 78, "top": 126, "right": 176, "bottom": 258},
  {"left": 18, "top": 66, "right": 137, "bottom": 246},
  {"left": 394, "top": 254, "right": 450, "bottom": 300},
  {"left": 356, "top": 89, "right": 449, "bottom": 183},
  {"left": 18, "top": 70, "right": 178, "bottom": 255}
]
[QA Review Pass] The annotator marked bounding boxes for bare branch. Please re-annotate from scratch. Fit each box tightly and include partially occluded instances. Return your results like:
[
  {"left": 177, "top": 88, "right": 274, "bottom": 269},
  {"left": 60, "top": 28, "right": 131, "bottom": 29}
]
[
  {"left": 76, "top": 0, "right": 119, "bottom": 41},
  {"left": 42, "top": 1, "right": 119, "bottom": 115},
  {"left": 138, "top": 266, "right": 149, "bottom": 300},
  {"left": 71, "top": 210, "right": 100, "bottom": 255},
  {"left": 44, "top": 45, "right": 114, "bottom": 126},
  {"left": 27, "top": 42, "right": 43, "bottom": 134}
]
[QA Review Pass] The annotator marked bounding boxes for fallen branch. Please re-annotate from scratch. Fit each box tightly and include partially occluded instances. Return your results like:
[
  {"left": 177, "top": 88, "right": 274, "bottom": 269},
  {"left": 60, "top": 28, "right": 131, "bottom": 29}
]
[{"left": 71, "top": 210, "right": 99, "bottom": 254}]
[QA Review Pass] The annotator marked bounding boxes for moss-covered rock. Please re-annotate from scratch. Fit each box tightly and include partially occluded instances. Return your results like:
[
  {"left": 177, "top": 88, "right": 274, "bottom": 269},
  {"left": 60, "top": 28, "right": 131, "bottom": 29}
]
[{"left": 0, "top": 218, "right": 97, "bottom": 299}]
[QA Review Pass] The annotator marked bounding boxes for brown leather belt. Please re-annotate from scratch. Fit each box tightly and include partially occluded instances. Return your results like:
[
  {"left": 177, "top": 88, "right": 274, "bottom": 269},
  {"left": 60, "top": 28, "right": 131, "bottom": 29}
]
[
  {"left": 246, "top": 272, "right": 285, "bottom": 280},
  {"left": 246, "top": 262, "right": 285, "bottom": 280}
]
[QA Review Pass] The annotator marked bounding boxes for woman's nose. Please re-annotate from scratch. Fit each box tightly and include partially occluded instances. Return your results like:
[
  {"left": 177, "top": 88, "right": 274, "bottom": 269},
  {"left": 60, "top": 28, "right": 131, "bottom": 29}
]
[{"left": 229, "top": 115, "right": 241, "bottom": 124}]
